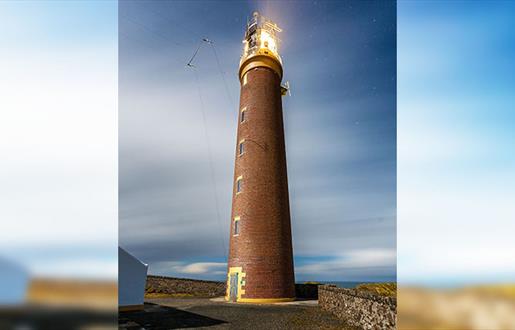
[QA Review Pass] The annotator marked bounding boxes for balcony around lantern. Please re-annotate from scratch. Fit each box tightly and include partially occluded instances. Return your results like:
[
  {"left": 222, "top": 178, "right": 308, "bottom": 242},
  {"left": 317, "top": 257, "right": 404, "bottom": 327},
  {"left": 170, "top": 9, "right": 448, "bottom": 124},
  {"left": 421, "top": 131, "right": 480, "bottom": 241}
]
[{"left": 240, "top": 13, "right": 283, "bottom": 68}]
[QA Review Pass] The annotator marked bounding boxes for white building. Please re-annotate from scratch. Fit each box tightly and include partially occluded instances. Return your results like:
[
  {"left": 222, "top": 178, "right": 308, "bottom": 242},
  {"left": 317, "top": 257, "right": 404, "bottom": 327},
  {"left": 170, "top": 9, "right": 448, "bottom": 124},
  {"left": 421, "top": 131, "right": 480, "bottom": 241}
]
[{"left": 118, "top": 247, "right": 148, "bottom": 311}]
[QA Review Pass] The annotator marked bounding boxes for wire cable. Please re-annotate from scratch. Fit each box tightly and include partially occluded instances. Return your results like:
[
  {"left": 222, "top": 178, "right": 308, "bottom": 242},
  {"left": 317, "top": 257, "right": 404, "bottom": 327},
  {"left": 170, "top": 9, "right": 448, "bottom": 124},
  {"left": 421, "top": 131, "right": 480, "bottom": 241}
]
[
  {"left": 209, "top": 42, "right": 236, "bottom": 109},
  {"left": 189, "top": 67, "right": 228, "bottom": 261},
  {"left": 187, "top": 40, "right": 203, "bottom": 67}
]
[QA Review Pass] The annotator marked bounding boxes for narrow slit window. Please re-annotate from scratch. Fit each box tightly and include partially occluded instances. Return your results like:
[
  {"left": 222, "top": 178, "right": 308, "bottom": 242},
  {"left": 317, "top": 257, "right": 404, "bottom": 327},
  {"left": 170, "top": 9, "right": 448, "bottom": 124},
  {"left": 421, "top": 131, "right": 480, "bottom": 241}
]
[
  {"left": 233, "top": 217, "right": 240, "bottom": 236},
  {"left": 236, "top": 177, "right": 242, "bottom": 193},
  {"left": 238, "top": 140, "right": 244, "bottom": 156},
  {"left": 242, "top": 73, "right": 248, "bottom": 86},
  {"left": 240, "top": 108, "right": 246, "bottom": 123}
]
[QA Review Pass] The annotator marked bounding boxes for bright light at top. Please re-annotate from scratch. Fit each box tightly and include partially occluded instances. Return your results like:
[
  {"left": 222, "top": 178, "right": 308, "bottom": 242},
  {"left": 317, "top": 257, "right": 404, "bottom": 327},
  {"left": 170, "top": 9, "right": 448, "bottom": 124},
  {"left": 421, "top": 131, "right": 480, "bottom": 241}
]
[
  {"left": 260, "top": 30, "right": 277, "bottom": 54},
  {"left": 241, "top": 11, "right": 282, "bottom": 65}
]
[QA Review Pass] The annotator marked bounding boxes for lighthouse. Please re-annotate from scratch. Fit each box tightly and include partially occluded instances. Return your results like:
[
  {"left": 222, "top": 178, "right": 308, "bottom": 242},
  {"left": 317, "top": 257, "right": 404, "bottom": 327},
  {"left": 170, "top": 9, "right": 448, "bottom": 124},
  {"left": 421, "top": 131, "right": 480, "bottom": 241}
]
[{"left": 226, "top": 12, "right": 295, "bottom": 303}]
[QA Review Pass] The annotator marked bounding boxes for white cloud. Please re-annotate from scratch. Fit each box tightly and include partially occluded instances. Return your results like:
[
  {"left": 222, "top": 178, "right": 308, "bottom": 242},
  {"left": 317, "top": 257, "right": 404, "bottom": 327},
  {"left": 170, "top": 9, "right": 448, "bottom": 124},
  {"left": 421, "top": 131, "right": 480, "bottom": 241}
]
[
  {"left": 0, "top": 43, "right": 117, "bottom": 248},
  {"left": 119, "top": 2, "right": 396, "bottom": 283},
  {"left": 296, "top": 248, "right": 396, "bottom": 274},
  {"left": 29, "top": 258, "right": 118, "bottom": 280},
  {"left": 399, "top": 246, "right": 515, "bottom": 284},
  {"left": 0, "top": 4, "right": 117, "bottom": 280},
  {"left": 149, "top": 261, "right": 227, "bottom": 276},
  {"left": 397, "top": 4, "right": 515, "bottom": 285},
  {"left": 178, "top": 262, "right": 227, "bottom": 275}
]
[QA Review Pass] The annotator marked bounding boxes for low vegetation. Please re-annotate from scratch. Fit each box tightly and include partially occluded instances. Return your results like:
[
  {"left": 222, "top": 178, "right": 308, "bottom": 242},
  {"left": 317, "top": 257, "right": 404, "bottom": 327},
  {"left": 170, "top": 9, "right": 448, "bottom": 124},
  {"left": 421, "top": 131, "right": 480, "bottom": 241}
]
[
  {"left": 465, "top": 284, "right": 515, "bottom": 299},
  {"left": 27, "top": 278, "right": 117, "bottom": 309},
  {"left": 356, "top": 282, "right": 397, "bottom": 297},
  {"left": 145, "top": 292, "right": 195, "bottom": 299}
]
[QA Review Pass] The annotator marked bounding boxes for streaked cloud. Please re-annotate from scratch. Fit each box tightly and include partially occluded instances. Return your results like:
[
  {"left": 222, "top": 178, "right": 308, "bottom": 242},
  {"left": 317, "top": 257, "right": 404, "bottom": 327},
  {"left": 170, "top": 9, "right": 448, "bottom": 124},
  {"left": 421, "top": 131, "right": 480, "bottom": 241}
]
[
  {"left": 0, "top": 1, "right": 117, "bottom": 279},
  {"left": 297, "top": 249, "right": 396, "bottom": 273},
  {"left": 398, "top": 1, "right": 515, "bottom": 285},
  {"left": 120, "top": 0, "right": 396, "bottom": 281},
  {"left": 150, "top": 261, "right": 227, "bottom": 277}
]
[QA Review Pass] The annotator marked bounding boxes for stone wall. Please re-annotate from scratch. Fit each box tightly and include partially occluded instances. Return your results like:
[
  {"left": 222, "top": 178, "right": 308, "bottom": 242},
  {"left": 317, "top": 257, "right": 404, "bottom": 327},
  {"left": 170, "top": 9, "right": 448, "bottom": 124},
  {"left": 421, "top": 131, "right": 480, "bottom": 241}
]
[
  {"left": 146, "top": 276, "right": 322, "bottom": 300},
  {"left": 145, "top": 276, "right": 225, "bottom": 298},
  {"left": 319, "top": 285, "right": 396, "bottom": 330}
]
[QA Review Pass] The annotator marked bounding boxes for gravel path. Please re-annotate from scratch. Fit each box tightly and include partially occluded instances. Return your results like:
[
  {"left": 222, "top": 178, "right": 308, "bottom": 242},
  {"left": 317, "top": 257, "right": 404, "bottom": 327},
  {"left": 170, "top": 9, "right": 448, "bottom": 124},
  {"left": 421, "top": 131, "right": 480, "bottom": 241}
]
[{"left": 119, "top": 297, "right": 355, "bottom": 329}]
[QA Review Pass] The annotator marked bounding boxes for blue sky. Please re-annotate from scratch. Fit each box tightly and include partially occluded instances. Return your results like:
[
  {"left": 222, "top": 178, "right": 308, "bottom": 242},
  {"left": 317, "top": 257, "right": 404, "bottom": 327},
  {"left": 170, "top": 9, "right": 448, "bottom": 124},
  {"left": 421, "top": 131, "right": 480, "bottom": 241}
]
[
  {"left": 398, "top": 1, "right": 515, "bottom": 286},
  {"left": 119, "top": 0, "right": 396, "bottom": 282},
  {"left": 1, "top": 0, "right": 513, "bottom": 292},
  {"left": 0, "top": 0, "right": 118, "bottom": 284}
]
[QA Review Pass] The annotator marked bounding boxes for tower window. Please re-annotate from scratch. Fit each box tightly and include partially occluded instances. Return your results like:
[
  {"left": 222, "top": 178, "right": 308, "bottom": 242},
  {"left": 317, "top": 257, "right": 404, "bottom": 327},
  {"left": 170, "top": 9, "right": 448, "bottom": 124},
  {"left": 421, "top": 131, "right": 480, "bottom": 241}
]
[
  {"left": 238, "top": 140, "right": 245, "bottom": 156},
  {"left": 242, "top": 73, "right": 248, "bottom": 86},
  {"left": 233, "top": 217, "right": 240, "bottom": 236},
  {"left": 240, "top": 108, "right": 246, "bottom": 123},
  {"left": 236, "top": 176, "right": 243, "bottom": 193}
]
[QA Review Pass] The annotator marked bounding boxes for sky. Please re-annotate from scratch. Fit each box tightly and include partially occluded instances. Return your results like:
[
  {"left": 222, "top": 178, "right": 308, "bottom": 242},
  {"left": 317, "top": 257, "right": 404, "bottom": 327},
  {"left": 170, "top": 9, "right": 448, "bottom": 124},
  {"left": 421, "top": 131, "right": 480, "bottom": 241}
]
[
  {"left": 0, "top": 1, "right": 118, "bottom": 281},
  {"left": 0, "top": 0, "right": 512, "bottom": 294},
  {"left": 119, "top": 0, "right": 396, "bottom": 282},
  {"left": 398, "top": 1, "right": 515, "bottom": 286}
]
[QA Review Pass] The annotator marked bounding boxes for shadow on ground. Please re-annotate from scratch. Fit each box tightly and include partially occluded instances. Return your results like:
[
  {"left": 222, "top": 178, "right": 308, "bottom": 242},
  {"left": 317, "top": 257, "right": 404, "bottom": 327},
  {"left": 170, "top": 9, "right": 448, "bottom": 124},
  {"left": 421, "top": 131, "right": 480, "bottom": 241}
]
[
  {"left": 119, "top": 298, "right": 354, "bottom": 329},
  {"left": 0, "top": 305, "right": 116, "bottom": 330},
  {"left": 119, "top": 303, "right": 226, "bottom": 329}
]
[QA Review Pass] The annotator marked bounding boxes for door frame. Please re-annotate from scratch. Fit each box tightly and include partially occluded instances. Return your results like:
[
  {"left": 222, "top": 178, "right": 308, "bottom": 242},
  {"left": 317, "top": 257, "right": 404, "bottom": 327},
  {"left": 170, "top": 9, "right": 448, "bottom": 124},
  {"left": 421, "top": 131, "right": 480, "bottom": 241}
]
[
  {"left": 226, "top": 266, "right": 246, "bottom": 302},
  {"left": 230, "top": 273, "right": 239, "bottom": 302}
]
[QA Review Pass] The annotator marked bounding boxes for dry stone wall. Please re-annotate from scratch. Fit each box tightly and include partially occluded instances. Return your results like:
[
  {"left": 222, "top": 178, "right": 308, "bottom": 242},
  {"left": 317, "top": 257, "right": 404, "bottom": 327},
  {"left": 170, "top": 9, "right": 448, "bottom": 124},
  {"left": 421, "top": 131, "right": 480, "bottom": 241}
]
[
  {"left": 146, "top": 276, "right": 322, "bottom": 300},
  {"left": 146, "top": 275, "right": 225, "bottom": 298},
  {"left": 319, "top": 285, "right": 396, "bottom": 330}
]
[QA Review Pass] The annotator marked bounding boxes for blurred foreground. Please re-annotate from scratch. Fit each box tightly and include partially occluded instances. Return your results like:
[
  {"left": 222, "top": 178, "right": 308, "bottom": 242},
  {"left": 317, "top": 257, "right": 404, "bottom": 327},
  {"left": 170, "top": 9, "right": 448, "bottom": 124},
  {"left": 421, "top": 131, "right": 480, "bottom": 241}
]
[
  {"left": 398, "top": 285, "right": 515, "bottom": 330},
  {"left": 0, "top": 277, "right": 117, "bottom": 330},
  {"left": 27, "top": 278, "right": 117, "bottom": 310}
]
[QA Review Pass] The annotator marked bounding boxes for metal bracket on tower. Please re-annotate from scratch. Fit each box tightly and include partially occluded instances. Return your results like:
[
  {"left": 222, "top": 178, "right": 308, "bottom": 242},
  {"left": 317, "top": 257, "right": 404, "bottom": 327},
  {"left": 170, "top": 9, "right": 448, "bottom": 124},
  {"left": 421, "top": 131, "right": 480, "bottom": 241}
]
[{"left": 280, "top": 81, "right": 291, "bottom": 96}]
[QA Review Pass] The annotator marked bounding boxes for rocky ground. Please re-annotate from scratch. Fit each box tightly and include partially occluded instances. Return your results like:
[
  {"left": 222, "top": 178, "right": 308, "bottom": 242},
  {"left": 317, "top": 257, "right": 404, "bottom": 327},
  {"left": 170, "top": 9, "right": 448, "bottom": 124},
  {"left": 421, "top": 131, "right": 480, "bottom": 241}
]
[{"left": 119, "top": 297, "right": 357, "bottom": 329}]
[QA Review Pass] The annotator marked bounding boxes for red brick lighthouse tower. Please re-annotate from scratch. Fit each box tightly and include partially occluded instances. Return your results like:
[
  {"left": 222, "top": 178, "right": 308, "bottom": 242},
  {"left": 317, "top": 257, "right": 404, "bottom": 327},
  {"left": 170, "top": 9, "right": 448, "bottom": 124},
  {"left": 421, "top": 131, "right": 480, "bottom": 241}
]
[{"left": 226, "top": 12, "right": 295, "bottom": 303}]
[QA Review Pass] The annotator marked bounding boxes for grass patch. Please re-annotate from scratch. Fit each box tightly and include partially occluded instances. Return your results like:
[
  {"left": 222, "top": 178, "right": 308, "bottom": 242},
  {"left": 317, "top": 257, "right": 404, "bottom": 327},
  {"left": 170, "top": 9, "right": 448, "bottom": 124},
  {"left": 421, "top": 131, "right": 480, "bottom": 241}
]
[
  {"left": 466, "top": 284, "right": 515, "bottom": 299},
  {"left": 145, "top": 292, "right": 195, "bottom": 299},
  {"left": 356, "top": 282, "right": 397, "bottom": 297}
]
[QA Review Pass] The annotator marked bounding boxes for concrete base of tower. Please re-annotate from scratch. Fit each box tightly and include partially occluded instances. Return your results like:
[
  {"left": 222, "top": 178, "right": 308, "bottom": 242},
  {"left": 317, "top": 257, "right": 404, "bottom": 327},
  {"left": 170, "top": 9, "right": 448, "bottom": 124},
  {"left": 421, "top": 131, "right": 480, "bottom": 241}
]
[
  {"left": 224, "top": 295, "right": 296, "bottom": 304},
  {"left": 237, "top": 297, "right": 295, "bottom": 304}
]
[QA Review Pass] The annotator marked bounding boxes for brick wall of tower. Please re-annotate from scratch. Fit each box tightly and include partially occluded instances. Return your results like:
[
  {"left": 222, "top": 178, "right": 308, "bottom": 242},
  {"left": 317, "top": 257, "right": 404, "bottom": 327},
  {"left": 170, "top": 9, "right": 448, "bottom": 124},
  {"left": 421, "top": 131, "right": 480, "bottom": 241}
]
[{"left": 227, "top": 66, "right": 295, "bottom": 300}]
